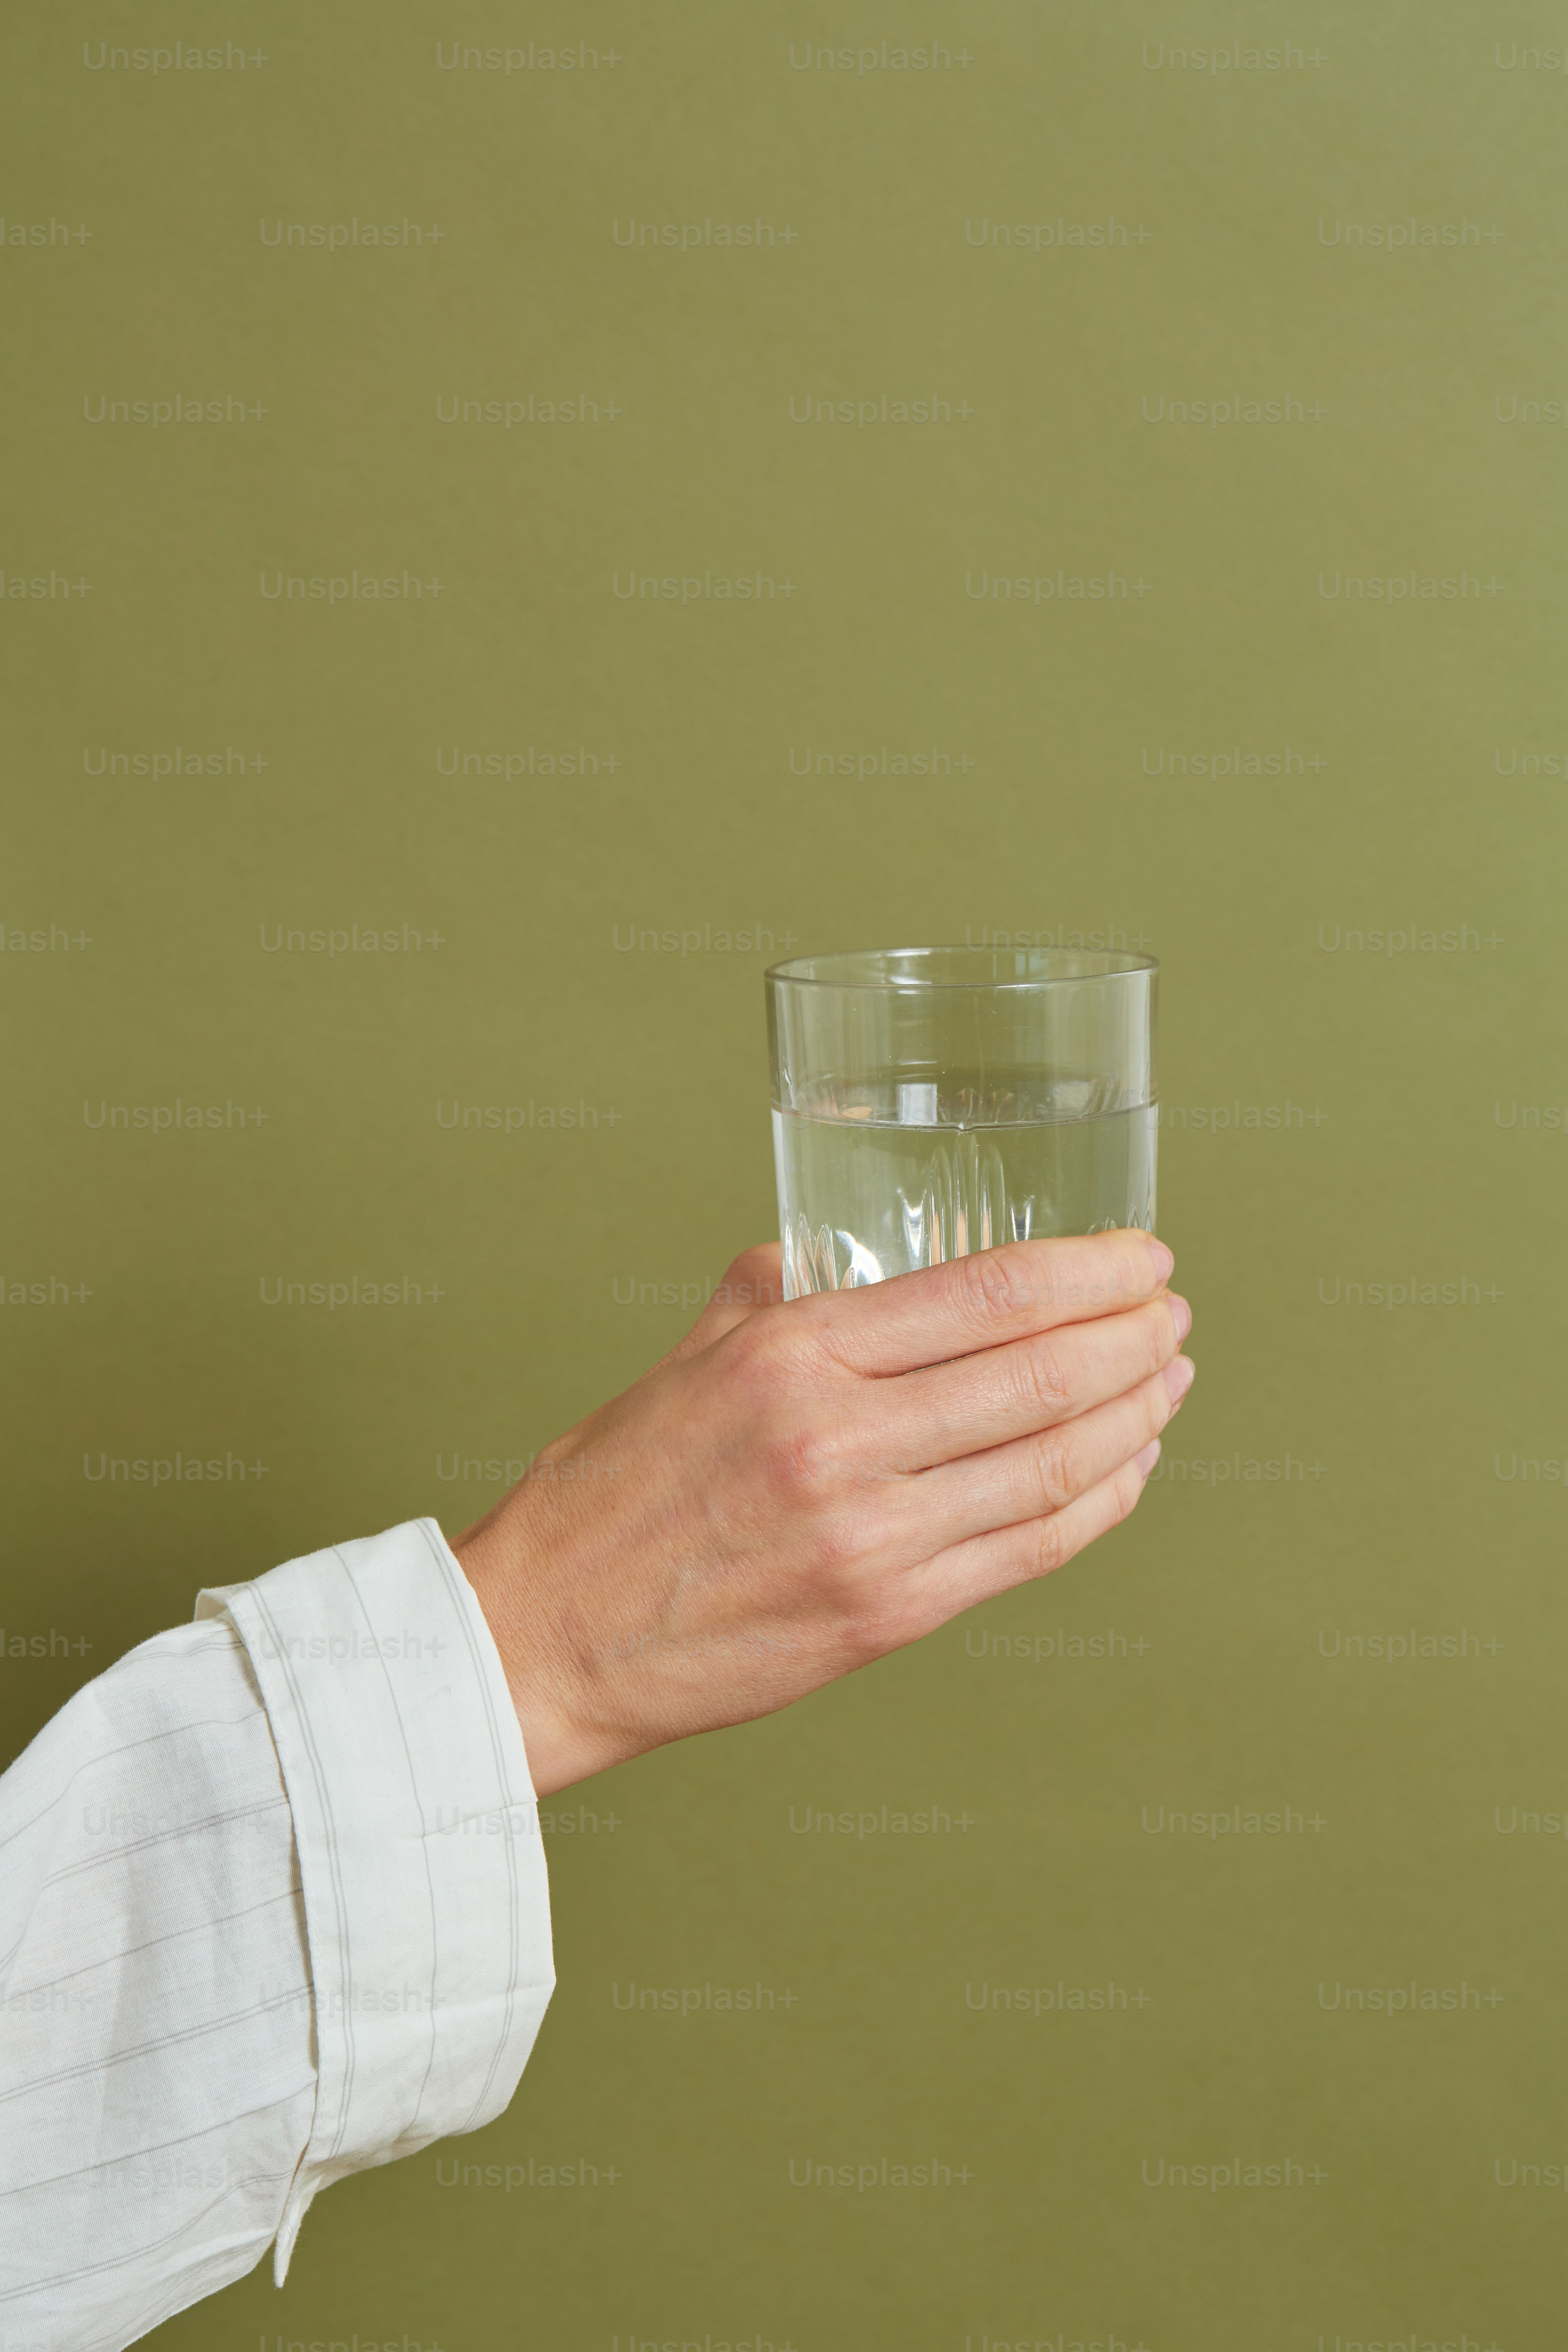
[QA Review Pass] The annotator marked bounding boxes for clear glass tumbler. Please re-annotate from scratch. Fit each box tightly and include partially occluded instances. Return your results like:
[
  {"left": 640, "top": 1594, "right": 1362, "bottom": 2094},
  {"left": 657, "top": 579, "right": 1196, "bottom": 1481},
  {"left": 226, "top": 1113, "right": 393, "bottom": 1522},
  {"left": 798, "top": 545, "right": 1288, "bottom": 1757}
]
[{"left": 766, "top": 944, "right": 1158, "bottom": 1298}]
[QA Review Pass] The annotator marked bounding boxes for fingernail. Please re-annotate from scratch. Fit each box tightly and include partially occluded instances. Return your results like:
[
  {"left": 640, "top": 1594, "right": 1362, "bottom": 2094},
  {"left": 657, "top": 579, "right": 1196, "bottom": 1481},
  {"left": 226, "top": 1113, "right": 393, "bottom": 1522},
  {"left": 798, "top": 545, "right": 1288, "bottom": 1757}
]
[
  {"left": 1135, "top": 1439, "right": 1162, "bottom": 1476},
  {"left": 1163, "top": 1354, "right": 1196, "bottom": 1404},
  {"left": 1145, "top": 1237, "right": 1174, "bottom": 1284},
  {"left": 1168, "top": 1293, "right": 1192, "bottom": 1343}
]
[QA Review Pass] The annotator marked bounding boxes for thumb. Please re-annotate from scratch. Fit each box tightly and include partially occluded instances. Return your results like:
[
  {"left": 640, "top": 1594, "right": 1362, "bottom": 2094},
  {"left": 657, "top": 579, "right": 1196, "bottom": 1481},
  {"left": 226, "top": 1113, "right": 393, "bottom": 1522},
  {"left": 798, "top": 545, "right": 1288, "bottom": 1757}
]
[{"left": 640, "top": 1243, "right": 786, "bottom": 1376}]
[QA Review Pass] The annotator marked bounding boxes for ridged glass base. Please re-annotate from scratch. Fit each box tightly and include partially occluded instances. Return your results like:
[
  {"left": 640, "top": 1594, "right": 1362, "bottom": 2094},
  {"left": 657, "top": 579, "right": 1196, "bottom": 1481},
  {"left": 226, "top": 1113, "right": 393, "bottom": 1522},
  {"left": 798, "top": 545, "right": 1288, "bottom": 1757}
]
[{"left": 775, "top": 1100, "right": 1157, "bottom": 1297}]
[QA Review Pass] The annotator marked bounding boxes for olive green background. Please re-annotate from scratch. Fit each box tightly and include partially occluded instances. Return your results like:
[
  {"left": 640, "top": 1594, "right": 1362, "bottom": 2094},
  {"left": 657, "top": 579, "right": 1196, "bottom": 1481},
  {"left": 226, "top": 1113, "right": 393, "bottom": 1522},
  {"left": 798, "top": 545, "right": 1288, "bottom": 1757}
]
[{"left": 3, "top": 1, "right": 1563, "bottom": 2345}]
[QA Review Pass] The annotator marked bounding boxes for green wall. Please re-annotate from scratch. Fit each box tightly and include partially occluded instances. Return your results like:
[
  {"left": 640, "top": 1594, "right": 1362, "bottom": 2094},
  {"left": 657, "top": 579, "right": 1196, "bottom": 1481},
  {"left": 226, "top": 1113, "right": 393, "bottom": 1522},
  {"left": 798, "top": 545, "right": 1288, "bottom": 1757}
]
[{"left": 3, "top": 2, "right": 1561, "bottom": 2343}]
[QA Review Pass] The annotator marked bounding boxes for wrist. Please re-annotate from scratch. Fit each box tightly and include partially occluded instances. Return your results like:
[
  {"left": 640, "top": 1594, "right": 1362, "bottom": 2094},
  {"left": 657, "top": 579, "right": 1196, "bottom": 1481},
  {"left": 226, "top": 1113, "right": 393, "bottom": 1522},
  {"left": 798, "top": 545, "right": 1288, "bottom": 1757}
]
[{"left": 450, "top": 1511, "right": 612, "bottom": 1797}]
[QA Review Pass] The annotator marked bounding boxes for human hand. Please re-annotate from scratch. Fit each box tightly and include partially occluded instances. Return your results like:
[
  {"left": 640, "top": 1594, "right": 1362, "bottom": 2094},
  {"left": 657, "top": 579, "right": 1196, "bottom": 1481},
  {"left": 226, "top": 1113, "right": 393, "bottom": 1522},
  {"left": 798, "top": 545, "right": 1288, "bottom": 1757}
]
[{"left": 452, "top": 1231, "right": 1193, "bottom": 1795}]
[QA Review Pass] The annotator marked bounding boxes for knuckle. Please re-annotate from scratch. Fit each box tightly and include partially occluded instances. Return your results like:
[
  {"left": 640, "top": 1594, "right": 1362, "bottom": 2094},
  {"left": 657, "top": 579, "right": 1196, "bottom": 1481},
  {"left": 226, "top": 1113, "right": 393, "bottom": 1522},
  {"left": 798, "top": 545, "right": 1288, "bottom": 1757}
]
[
  {"left": 803, "top": 1534, "right": 890, "bottom": 1660},
  {"left": 724, "top": 1306, "right": 778, "bottom": 1371},
  {"left": 1029, "top": 1428, "right": 1078, "bottom": 1516},
  {"left": 1015, "top": 1339, "right": 1075, "bottom": 1422},
  {"left": 834, "top": 1591, "right": 897, "bottom": 1664},
  {"left": 781, "top": 1291, "right": 851, "bottom": 1366},
  {"left": 808, "top": 1501, "right": 867, "bottom": 1574},
  {"left": 760, "top": 1415, "right": 833, "bottom": 1499},
  {"left": 1032, "top": 1510, "right": 1070, "bottom": 1578},
  {"left": 953, "top": 1245, "right": 1036, "bottom": 1328},
  {"left": 726, "top": 1304, "right": 817, "bottom": 1400},
  {"left": 758, "top": 1410, "right": 880, "bottom": 1517}
]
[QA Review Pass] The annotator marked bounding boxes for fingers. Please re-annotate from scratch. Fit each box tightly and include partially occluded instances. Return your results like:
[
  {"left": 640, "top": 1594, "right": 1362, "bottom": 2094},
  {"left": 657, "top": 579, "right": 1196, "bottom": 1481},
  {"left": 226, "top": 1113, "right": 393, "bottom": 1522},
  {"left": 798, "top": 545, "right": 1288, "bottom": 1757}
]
[
  {"left": 880, "top": 1290, "right": 1192, "bottom": 1471},
  {"left": 799, "top": 1229, "right": 1174, "bottom": 1378},
  {"left": 904, "top": 1449, "right": 1158, "bottom": 1629},
  {"left": 895, "top": 1353, "right": 1193, "bottom": 1558}
]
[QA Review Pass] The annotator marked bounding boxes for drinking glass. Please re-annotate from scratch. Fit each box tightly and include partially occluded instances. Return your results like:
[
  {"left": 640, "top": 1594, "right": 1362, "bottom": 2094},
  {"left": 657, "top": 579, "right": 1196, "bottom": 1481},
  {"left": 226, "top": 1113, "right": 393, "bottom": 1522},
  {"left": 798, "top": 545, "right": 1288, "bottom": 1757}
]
[{"left": 766, "top": 944, "right": 1158, "bottom": 1298}]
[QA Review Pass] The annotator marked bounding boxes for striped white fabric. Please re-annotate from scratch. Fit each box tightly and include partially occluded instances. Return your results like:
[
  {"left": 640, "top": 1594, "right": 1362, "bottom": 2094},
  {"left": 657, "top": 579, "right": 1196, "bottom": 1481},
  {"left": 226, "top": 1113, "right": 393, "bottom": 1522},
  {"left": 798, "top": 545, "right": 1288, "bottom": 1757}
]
[{"left": 0, "top": 1518, "right": 555, "bottom": 2351}]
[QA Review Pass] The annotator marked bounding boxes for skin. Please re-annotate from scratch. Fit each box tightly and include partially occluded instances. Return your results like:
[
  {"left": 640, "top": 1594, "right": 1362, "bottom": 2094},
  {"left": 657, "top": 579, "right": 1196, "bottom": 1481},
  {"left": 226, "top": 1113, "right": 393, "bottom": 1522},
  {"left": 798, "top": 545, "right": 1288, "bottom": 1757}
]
[{"left": 453, "top": 1229, "right": 1193, "bottom": 1796}]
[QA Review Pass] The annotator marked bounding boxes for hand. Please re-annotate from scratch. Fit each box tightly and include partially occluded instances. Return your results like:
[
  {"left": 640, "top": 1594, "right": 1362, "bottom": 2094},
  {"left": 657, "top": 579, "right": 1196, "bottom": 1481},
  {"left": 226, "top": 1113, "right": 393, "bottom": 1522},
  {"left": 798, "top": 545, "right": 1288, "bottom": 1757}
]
[{"left": 452, "top": 1230, "right": 1193, "bottom": 1795}]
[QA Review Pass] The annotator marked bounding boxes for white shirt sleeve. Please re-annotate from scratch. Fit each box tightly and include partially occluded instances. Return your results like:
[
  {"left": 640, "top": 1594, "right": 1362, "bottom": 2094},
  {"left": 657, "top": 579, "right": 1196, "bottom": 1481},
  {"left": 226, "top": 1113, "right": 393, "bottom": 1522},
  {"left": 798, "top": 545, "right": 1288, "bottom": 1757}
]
[{"left": 0, "top": 1517, "right": 555, "bottom": 2352}]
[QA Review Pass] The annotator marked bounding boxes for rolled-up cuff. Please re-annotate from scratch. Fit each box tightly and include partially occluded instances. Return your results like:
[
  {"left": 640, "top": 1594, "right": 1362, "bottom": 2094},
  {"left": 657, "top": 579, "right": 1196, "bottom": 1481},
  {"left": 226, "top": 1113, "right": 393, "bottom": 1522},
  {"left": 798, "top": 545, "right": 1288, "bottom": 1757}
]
[{"left": 196, "top": 1516, "right": 555, "bottom": 2281}]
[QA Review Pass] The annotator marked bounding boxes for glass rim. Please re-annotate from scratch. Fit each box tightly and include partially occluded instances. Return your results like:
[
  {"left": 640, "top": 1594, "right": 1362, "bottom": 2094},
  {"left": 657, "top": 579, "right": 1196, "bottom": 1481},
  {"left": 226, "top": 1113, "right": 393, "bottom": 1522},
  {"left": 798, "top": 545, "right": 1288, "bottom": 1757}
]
[{"left": 764, "top": 943, "right": 1159, "bottom": 992}]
